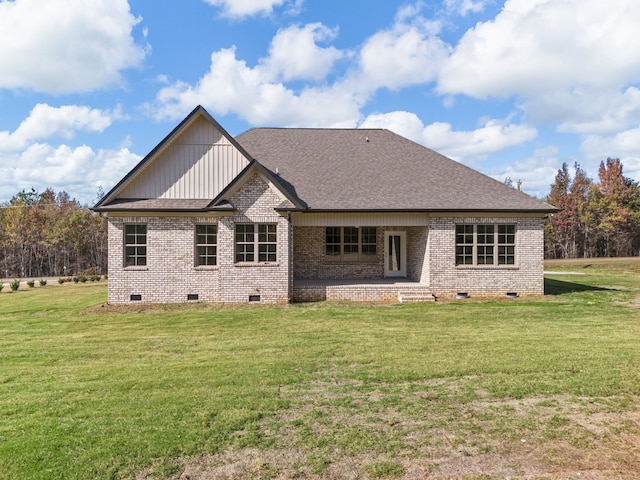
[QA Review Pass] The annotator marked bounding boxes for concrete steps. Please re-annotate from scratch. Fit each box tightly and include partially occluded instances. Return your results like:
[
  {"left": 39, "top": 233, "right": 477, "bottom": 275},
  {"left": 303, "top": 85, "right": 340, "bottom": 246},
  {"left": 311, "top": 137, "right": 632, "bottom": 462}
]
[{"left": 397, "top": 292, "right": 436, "bottom": 303}]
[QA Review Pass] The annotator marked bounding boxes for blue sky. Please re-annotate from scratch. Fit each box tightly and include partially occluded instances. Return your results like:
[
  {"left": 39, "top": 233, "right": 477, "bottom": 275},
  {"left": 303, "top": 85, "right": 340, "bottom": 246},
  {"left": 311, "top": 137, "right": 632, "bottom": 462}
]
[{"left": 2, "top": 0, "right": 640, "bottom": 205}]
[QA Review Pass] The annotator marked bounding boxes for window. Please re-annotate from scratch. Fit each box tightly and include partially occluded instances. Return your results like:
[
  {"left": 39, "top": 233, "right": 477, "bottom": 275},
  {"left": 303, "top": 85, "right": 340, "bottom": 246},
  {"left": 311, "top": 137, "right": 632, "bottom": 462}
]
[
  {"left": 477, "top": 225, "right": 494, "bottom": 265},
  {"left": 195, "top": 224, "right": 217, "bottom": 266},
  {"left": 235, "top": 224, "right": 277, "bottom": 263},
  {"left": 257, "top": 224, "right": 277, "bottom": 262},
  {"left": 325, "top": 227, "right": 377, "bottom": 262},
  {"left": 497, "top": 224, "right": 516, "bottom": 265},
  {"left": 455, "top": 225, "right": 473, "bottom": 265},
  {"left": 455, "top": 224, "right": 516, "bottom": 266},
  {"left": 124, "top": 224, "right": 147, "bottom": 267}
]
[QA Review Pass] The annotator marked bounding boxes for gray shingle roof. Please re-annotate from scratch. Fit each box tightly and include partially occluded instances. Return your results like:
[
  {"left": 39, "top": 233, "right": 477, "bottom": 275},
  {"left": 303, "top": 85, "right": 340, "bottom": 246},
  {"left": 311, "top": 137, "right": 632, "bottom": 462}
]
[
  {"left": 96, "top": 198, "right": 217, "bottom": 211},
  {"left": 235, "top": 128, "right": 555, "bottom": 212}
]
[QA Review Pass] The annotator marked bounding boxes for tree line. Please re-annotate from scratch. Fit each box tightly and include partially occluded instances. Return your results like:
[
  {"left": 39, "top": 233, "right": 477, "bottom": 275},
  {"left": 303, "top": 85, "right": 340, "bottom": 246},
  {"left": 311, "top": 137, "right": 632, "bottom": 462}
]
[
  {"left": 0, "top": 188, "right": 107, "bottom": 279},
  {"left": 545, "top": 158, "right": 640, "bottom": 258},
  {"left": 2, "top": 158, "right": 638, "bottom": 278}
]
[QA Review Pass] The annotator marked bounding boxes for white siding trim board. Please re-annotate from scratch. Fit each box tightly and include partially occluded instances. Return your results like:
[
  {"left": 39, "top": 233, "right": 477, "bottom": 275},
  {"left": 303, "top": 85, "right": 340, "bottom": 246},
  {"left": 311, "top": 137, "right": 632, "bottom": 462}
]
[{"left": 292, "top": 212, "right": 431, "bottom": 227}]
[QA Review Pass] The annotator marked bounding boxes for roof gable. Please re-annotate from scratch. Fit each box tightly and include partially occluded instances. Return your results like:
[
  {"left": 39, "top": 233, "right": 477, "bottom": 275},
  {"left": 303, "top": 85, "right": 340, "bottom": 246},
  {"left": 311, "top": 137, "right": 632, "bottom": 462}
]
[
  {"left": 94, "top": 106, "right": 252, "bottom": 210},
  {"left": 210, "top": 159, "right": 305, "bottom": 210}
]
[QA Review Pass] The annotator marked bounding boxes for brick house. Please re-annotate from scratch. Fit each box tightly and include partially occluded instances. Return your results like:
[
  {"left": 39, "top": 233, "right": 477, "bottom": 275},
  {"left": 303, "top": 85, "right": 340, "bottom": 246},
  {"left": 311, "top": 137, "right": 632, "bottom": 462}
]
[{"left": 93, "top": 106, "right": 556, "bottom": 304}]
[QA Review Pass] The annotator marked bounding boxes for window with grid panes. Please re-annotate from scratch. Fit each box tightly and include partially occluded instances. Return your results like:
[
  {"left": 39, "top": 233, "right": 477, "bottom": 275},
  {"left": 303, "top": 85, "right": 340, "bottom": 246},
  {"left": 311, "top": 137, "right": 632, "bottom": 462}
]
[
  {"left": 476, "top": 224, "right": 495, "bottom": 265},
  {"left": 195, "top": 224, "right": 217, "bottom": 266},
  {"left": 325, "top": 227, "right": 377, "bottom": 262},
  {"left": 455, "top": 224, "right": 516, "bottom": 266},
  {"left": 455, "top": 224, "right": 474, "bottom": 265},
  {"left": 258, "top": 224, "right": 277, "bottom": 262},
  {"left": 497, "top": 224, "right": 516, "bottom": 264},
  {"left": 235, "top": 224, "right": 277, "bottom": 263},
  {"left": 124, "top": 224, "right": 147, "bottom": 266}
]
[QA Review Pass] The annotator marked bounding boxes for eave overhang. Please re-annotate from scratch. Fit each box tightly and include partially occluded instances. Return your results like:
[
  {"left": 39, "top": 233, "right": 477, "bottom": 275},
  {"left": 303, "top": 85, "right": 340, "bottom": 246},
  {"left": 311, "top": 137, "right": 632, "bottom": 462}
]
[{"left": 277, "top": 207, "right": 558, "bottom": 215}]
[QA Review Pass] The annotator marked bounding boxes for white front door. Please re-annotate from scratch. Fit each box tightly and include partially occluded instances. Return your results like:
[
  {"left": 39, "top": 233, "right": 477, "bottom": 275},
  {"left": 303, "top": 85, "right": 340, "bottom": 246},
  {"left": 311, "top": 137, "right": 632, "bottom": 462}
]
[{"left": 384, "top": 231, "right": 407, "bottom": 277}]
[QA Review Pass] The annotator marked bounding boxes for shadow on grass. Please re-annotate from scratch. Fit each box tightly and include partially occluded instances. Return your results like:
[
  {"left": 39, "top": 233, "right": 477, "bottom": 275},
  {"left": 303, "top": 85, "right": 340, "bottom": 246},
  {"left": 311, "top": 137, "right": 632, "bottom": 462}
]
[{"left": 545, "top": 277, "right": 614, "bottom": 295}]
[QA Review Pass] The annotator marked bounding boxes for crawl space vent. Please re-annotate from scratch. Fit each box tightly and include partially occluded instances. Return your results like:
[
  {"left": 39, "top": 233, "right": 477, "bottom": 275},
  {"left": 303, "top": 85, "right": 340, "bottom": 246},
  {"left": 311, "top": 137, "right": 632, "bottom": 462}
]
[
  {"left": 248, "top": 295, "right": 261, "bottom": 302},
  {"left": 130, "top": 294, "right": 142, "bottom": 301},
  {"left": 187, "top": 294, "right": 199, "bottom": 301}
]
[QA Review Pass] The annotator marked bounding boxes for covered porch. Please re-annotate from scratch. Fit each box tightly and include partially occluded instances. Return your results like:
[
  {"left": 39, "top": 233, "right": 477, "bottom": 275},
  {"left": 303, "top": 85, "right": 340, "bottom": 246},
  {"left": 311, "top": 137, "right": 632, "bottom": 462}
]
[{"left": 290, "top": 219, "right": 431, "bottom": 303}]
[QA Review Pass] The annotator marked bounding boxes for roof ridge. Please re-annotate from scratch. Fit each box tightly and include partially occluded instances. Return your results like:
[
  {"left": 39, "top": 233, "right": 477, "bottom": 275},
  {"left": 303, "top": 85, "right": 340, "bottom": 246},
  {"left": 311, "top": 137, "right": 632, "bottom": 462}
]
[{"left": 238, "top": 127, "right": 388, "bottom": 132}]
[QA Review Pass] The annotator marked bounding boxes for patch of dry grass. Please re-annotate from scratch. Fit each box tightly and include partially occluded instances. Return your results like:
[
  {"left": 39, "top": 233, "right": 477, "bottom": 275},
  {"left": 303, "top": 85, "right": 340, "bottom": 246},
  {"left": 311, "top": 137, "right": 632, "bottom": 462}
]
[{"left": 3, "top": 261, "right": 640, "bottom": 480}]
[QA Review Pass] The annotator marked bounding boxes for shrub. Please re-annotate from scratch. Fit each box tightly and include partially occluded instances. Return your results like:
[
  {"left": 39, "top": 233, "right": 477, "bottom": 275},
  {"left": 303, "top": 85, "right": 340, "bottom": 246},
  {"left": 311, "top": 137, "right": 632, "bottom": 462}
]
[
  {"left": 82, "top": 267, "right": 99, "bottom": 277},
  {"left": 10, "top": 279, "right": 20, "bottom": 292},
  {"left": 39, "top": 279, "right": 47, "bottom": 287},
  {"left": 79, "top": 276, "right": 87, "bottom": 283},
  {"left": 0, "top": 283, "right": 3, "bottom": 292},
  {"left": 26, "top": 280, "right": 35, "bottom": 288},
  {"left": 58, "top": 278, "right": 65, "bottom": 284},
  {"left": 90, "top": 275, "right": 101, "bottom": 282}
]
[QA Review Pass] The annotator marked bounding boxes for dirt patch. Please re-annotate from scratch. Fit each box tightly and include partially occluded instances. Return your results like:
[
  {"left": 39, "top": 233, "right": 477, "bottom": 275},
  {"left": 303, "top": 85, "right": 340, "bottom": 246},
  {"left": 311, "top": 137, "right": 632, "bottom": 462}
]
[{"left": 136, "top": 382, "right": 640, "bottom": 479}]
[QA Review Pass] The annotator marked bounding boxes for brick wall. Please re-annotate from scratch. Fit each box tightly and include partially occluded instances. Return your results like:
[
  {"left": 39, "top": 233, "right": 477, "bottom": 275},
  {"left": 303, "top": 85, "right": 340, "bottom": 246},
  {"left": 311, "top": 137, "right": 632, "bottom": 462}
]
[
  {"left": 407, "top": 226, "right": 429, "bottom": 283},
  {"left": 108, "top": 207, "right": 545, "bottom": 304},
  {"left": 107, "top": 172, "right": 291, "bottom": 304},
  {"left": 427, "top": 216, "right": 545, "bottom": 298},
  {"left": 293, "top": 226, "right": 382, "bottom": 279},
  {"left": 107, "top": 216, "right": 220, "bottom": 304}
]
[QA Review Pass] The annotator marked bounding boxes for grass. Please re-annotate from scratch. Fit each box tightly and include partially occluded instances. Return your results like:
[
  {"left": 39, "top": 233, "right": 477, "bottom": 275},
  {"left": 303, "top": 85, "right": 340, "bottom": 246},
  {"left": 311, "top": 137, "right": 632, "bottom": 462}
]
[{"left": 1, "top": 260, "right": 640, "bottom": 479}]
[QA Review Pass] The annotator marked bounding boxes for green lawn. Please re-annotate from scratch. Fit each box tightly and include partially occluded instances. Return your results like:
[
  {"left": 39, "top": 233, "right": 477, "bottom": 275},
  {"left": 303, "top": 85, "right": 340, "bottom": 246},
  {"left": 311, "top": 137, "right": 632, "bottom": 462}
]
[{"left": 1, "top": 263, "right": 639, "bottom": 479}]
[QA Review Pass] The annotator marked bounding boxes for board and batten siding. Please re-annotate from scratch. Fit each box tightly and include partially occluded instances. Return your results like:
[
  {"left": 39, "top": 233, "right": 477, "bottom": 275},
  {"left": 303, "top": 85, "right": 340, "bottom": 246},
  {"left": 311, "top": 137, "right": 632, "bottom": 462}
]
[{"left": 118, "top": 116, "right": 250, "bottom": 199}]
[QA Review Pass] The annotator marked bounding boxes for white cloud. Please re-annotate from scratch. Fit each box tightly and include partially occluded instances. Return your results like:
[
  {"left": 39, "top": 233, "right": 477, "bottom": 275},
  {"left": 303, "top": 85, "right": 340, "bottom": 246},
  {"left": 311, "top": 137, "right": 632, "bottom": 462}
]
[
  {"left": 262, "top": 23, "right": 344, "bottom": 82},
  {"left": 545, "top": 87, "right": 640, "bottom": 134},
  {"left": 358, "top": 5, "right": 450, "bottom": 90},
  {"left": 438, "top": 0, "right": 640, "bottom": 99},
  {"left": 489, "top": 146, "right": 561, "bottom": 198},
  {"left": 423, "top": 118, "right": 538, "bottom": 160},
  {"left": 147, "top": 2, "right": 457, "bottom": 127},
  {"left": 148, "top": 42, "right": 361, "bottom": 127},
  {"left": 359, "top": 112, "right": 538, "bottom": 163},
  {"left": 0, "top": 104, "right": 121, "bottom": 151},
  {"left": 361, "top": 111, "right": 537, "bottom": 161},
  {"left": 359, "top": 111, "right": 427, "bottom": 143},
  {"left": 0, "top": 144, "right": 141, "bottom": 205},
  {"left": 202, "top": 0, "right": 288, "bottom": 17},
  {"left": 0, "top": 104, "right": 135, "bottom": 204},
  {"left": 581, "top": 127, "right": 640, "bottom": 182},
  {"left": 444, "top": 0, "right": 492, "bottom": 16},
  {"left": 0, "top": 0, "right": 146, "bottom": 94}
]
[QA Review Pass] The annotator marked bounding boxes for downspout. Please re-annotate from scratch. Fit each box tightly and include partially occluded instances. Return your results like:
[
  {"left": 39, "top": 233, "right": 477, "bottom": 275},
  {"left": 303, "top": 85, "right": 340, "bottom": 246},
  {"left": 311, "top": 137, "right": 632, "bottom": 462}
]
[{"left": 287, "top": 210, "right": 293, "bottom": 303}]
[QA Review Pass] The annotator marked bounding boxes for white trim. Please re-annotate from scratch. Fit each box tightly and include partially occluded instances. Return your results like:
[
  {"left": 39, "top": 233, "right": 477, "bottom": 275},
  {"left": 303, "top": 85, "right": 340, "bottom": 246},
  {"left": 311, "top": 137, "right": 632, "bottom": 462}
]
[{"left": 293, "top": 212, "right": 430, "bottom": 226}]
